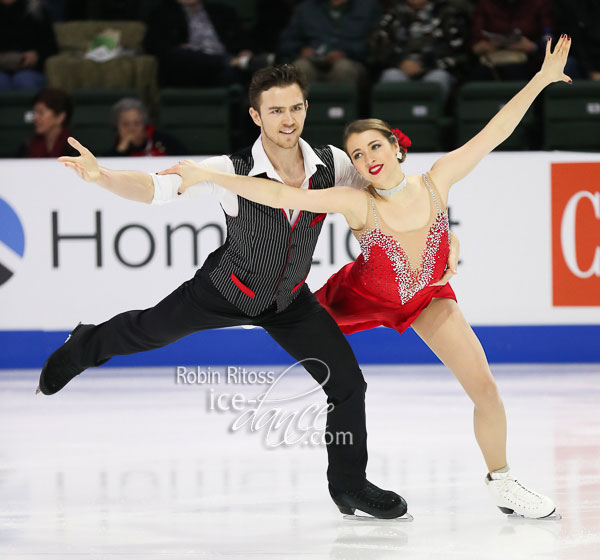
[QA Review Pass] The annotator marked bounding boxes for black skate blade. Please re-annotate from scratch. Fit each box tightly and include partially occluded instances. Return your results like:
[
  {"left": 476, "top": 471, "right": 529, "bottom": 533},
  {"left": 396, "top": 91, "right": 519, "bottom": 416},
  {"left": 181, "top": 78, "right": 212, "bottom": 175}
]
[{"left": 343, "top": 512, "right": 414, "bottom": 522}]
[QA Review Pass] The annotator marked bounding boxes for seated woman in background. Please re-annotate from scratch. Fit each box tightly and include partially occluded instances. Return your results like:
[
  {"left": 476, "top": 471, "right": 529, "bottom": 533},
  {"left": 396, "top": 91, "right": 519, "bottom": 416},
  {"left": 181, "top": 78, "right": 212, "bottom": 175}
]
[
  {"left": 106, "top": 98, "right": 186, "bottom": 157},
  {"left": 19, "top": 87, "right": 75, "bottom": 158}
]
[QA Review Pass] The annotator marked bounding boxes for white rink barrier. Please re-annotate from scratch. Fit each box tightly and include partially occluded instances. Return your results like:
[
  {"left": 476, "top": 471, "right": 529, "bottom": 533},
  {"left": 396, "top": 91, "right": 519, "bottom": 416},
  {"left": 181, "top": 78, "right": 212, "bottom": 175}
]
[{"left": 0, "top": 152, "right": 598, "bottom": 366}]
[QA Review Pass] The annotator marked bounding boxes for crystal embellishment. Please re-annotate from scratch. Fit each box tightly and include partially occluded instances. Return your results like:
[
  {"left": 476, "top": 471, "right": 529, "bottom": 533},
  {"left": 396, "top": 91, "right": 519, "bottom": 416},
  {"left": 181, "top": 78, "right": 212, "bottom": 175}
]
[
  {"left": 357, "top": 174, "right": 450, "bottom": 305},
  {"left": 359, "top": 211, "right": 448, "bottom": 305}
]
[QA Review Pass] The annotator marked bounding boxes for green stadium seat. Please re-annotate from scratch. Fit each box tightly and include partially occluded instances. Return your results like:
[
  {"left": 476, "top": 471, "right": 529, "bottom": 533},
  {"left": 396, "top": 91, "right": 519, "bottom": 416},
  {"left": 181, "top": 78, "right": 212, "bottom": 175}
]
[
  {"left": 159, "top": 88, "right": 234, "bottom": 155},
  {"left": 301, "top": 83, "right": 358, "bottom": 146},
  {"left": 457, "top": 82, "right": 538, "bottom": 150},
  {"left": 543, "top": 81, "right": 600, "bottom": 151},
  {"left": 0, "top": 90, "right": 35, "bottom": 158},
  {"left": 371, "top": 82, "right": 445, "bottom": 152},
  {"left": 71, "top": 89, "right": 138, "bottom": 155}
]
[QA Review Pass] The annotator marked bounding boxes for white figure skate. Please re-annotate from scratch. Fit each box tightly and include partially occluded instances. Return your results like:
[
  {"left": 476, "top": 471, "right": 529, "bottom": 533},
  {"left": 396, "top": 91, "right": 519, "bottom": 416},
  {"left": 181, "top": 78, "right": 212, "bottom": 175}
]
[{"left": 486, "top": 470, "right": 561, "bottom": 520}]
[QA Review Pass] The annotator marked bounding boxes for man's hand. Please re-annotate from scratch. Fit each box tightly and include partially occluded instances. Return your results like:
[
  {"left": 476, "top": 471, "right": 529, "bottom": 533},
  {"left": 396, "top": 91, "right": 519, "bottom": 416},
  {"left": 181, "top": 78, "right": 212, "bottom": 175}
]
[
  {"left": 21, "top": 50, "right": 38, "bottom": 68},
  {"left": 158, "top": 159, "right": 210, "bottom": 194},
  {"left": 507, "top": 36, "right": 536, "bottom": 53},
  {"left": 231, "top": 49, "right": 253, "bottom": 68},
  {"left": 58, "top": 137, "right": 101, "bottom": 183},
  {"left": 473, "top": 40, "right": 498, "bottom": 55},
  {"left": 432, "top": 231, "right": 459, "bottom": 286},
  {"left": 325, "top": 50, "right": 346, "bottom": 64},
  {"left": 300, "top": 47, "right": 316, "bottom": 59},
  {"left": 399, "top": 59, "right": 423, "bottom": 77},
  {"left": 589, "top": 71, "right": 600, "bottom": 81}
]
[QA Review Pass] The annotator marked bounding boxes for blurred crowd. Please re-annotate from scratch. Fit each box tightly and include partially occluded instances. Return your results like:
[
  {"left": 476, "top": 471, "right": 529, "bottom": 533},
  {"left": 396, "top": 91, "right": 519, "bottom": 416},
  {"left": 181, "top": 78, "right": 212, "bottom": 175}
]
[{"left": 2, "top": 0, "right": 599, "bottom": 157}]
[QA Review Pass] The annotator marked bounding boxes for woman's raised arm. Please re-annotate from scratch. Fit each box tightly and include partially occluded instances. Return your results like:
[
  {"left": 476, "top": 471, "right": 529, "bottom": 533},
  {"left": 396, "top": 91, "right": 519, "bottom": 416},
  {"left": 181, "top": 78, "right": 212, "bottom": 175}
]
[{"left": 429, "top": 35, "right": 572, "bottom": 196}]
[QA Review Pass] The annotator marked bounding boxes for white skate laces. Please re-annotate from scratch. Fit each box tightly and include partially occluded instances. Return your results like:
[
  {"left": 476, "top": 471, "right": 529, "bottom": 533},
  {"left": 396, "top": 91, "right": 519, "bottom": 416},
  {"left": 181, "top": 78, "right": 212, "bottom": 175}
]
[{"left": 485, "top": 469, "right": 558, "bottom": 519}]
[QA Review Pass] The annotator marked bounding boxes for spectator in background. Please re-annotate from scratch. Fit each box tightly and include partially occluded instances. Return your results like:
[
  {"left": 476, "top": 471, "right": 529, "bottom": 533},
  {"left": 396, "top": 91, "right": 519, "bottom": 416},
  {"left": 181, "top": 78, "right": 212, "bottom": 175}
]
[
  {"left": 372, "top": 0, "right": 470, "bottom": 100},
  {"left": 0, "top": 0, "right": 57, "bottom": 90},
  {"left": 107, "top": 98, "right": 186, "bottom": 157},
  {"left": 19, "top": 87, "right": 76, "bottom": 158},
  {"left": 470, "top": 0, "right": 553, "bottom": 81},
  {"left": 254, "top": 0, "right": 300, "bottom": 54},
  {"left": 144, "top": 0, "right": 254, "bottom": 87},
  {"left": 279, "top": 0, "right": 381, "bottom": 85},
  {"left": 556, "top": 0, "right": 600, "bottom": 81}
]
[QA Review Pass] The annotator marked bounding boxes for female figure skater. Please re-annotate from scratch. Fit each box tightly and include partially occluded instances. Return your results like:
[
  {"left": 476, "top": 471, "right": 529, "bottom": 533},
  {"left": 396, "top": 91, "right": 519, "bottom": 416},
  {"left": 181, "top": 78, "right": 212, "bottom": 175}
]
[{"left": 157, "top": 35, "right": 573, "bottom": 519}]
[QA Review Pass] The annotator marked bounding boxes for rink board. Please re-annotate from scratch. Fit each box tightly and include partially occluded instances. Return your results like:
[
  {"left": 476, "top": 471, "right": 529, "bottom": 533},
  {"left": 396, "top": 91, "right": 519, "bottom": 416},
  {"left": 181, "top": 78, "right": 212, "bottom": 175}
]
[
  {"left": 0, "top": 152, "right": 598, "bottom": 366},
  {"left": 0, "top": 324, "right": 599, "bottom": 368}
]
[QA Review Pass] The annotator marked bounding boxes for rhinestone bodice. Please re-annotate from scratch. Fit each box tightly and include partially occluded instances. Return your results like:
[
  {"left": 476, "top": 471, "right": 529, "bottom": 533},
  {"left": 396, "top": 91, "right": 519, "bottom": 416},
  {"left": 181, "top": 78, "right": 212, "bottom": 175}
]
[{"left": 356, "top": 174, "right": 450, "bottom": 305}]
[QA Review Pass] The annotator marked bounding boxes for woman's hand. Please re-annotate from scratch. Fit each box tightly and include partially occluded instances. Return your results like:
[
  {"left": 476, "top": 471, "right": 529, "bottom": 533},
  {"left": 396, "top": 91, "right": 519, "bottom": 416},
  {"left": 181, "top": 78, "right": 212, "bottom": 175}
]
[
  {"left": 158, "top": 159, "right": 211, "bottom": 194},
  {"left": 58, "top": 137, "right": 101, "bottom": 182},
  {"left": 539, "top": 34, "right": 572, "bottom": 85},
  {"left": 472, "top": 40, "right": 497, "bottom": 56},
  {"left": 116, "top": 133, "right": 136, "bottom": 153},
  {"left": 432, "top": 231, "right": 459, "bottom": 286},
  {"left": 21, "top": 50, "right": 39, "bottom": 68}
]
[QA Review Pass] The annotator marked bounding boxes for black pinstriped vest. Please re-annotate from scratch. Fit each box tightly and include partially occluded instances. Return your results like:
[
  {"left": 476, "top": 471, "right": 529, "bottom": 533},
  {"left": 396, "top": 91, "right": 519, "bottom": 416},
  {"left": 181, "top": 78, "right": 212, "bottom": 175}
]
[{"left": 206, "top": 144, "right": 335, "bottom": 316}]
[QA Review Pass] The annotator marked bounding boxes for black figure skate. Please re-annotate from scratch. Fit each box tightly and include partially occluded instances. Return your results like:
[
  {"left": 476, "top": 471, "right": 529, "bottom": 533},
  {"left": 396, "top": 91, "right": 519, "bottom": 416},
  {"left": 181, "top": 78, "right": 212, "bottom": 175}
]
[
  {"left": 36, "top": 323, "right": 94, "bottom": 395},
  {"left": 329, "top": 480, "right": 414, "bottom": 522}
]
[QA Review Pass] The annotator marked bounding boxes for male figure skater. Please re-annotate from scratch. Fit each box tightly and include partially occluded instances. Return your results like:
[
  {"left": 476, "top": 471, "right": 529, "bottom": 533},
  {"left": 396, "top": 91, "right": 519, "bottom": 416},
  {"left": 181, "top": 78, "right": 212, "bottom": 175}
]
[{"left": 39, "top": 65, "right": 456, "bottom": 519}]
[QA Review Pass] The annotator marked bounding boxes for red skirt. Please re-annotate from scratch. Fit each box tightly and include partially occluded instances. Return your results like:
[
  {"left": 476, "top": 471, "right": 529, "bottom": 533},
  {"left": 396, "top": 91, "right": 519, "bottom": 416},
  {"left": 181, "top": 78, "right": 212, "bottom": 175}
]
[{"left": 314, "top": 259, "right": 456, "bottom": 335}]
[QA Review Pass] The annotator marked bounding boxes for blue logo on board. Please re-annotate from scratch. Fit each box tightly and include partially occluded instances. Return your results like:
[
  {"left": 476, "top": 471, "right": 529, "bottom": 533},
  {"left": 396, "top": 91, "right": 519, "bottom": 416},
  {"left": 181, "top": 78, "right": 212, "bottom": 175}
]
[{"left": 0, "top": 198, "right": 25, "bottom": 286}]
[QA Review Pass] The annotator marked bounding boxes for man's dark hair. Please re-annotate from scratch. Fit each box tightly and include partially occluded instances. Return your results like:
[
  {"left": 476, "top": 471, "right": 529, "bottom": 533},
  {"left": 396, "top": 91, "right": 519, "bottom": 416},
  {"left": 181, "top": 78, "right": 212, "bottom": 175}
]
[
  {"left": 32, "top": 88, "right": 73, "bottom": 124},
  {"left": 248, "top": 64, "right": 309, "bottom": 111}
]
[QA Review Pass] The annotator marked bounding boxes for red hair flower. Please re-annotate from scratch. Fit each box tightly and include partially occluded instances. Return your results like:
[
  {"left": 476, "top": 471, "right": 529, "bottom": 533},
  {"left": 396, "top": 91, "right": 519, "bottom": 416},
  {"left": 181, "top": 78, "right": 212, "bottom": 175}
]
[{"left": 392, "top": 128, "right": 412, "bottom": 151}]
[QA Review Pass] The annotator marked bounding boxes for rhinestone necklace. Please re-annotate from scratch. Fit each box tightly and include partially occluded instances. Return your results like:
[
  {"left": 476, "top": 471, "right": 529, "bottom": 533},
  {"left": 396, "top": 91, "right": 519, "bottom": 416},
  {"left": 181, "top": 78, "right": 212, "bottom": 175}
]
[{"left": 373, "top": 175, "right": 407, "bottom": 197}]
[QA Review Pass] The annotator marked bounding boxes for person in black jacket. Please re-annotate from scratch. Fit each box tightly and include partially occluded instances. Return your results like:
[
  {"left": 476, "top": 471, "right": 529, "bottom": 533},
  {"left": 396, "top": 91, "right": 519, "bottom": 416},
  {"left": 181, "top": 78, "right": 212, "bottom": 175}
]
[
  {"left": 252, "top": 0, "right": 300, "bottom": 54},
  {"left": 144, "top": 0, "right": 253, "bottom": 87},
  {"left": 0, "top": 0, "right": 57, "bottom": 90}
]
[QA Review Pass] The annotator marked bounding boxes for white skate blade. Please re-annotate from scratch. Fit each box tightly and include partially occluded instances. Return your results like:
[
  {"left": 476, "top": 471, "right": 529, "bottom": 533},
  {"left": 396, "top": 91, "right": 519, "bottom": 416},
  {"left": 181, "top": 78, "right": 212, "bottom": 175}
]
[
  {"left": 343, "top": 512, "right": 414, "bottom": 522},
  {"left": 507, "top": 511, "right": 562, "bottom": 521}
]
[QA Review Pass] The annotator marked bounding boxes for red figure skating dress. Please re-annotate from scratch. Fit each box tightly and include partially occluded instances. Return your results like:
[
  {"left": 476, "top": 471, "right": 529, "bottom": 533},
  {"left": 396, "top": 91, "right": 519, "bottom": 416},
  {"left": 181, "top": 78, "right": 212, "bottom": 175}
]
[{"left": 315, "top": 173, "right": 456, "bottom": 335}]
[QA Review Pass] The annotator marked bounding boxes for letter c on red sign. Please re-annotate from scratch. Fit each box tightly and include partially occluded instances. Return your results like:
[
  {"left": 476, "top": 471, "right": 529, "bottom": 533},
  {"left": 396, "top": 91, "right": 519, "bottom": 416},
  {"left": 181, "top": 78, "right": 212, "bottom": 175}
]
[{"left": 560, "top": 190, "right": 600, "bottom": 279}]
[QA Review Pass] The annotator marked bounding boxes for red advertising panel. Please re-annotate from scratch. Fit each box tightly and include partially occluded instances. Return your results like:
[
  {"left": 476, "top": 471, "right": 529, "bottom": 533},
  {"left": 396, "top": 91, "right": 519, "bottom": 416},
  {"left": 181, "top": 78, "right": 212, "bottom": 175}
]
[{"left": 551, "top": 162, "right": 600, "bottom": 306}]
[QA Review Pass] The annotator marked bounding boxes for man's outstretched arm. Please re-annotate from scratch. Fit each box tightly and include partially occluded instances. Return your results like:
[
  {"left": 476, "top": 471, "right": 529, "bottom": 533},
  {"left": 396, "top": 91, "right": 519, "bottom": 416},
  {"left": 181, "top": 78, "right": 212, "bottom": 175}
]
[{"left": 59, "top": 137, "right": 154, "bottom": 203}]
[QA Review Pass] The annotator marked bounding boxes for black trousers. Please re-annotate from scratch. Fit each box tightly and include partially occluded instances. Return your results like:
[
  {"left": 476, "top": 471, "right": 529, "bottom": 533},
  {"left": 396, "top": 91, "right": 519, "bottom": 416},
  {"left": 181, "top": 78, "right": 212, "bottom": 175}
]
[{"left": 71, "top": 267, "right": 368, "bottom": 490}]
